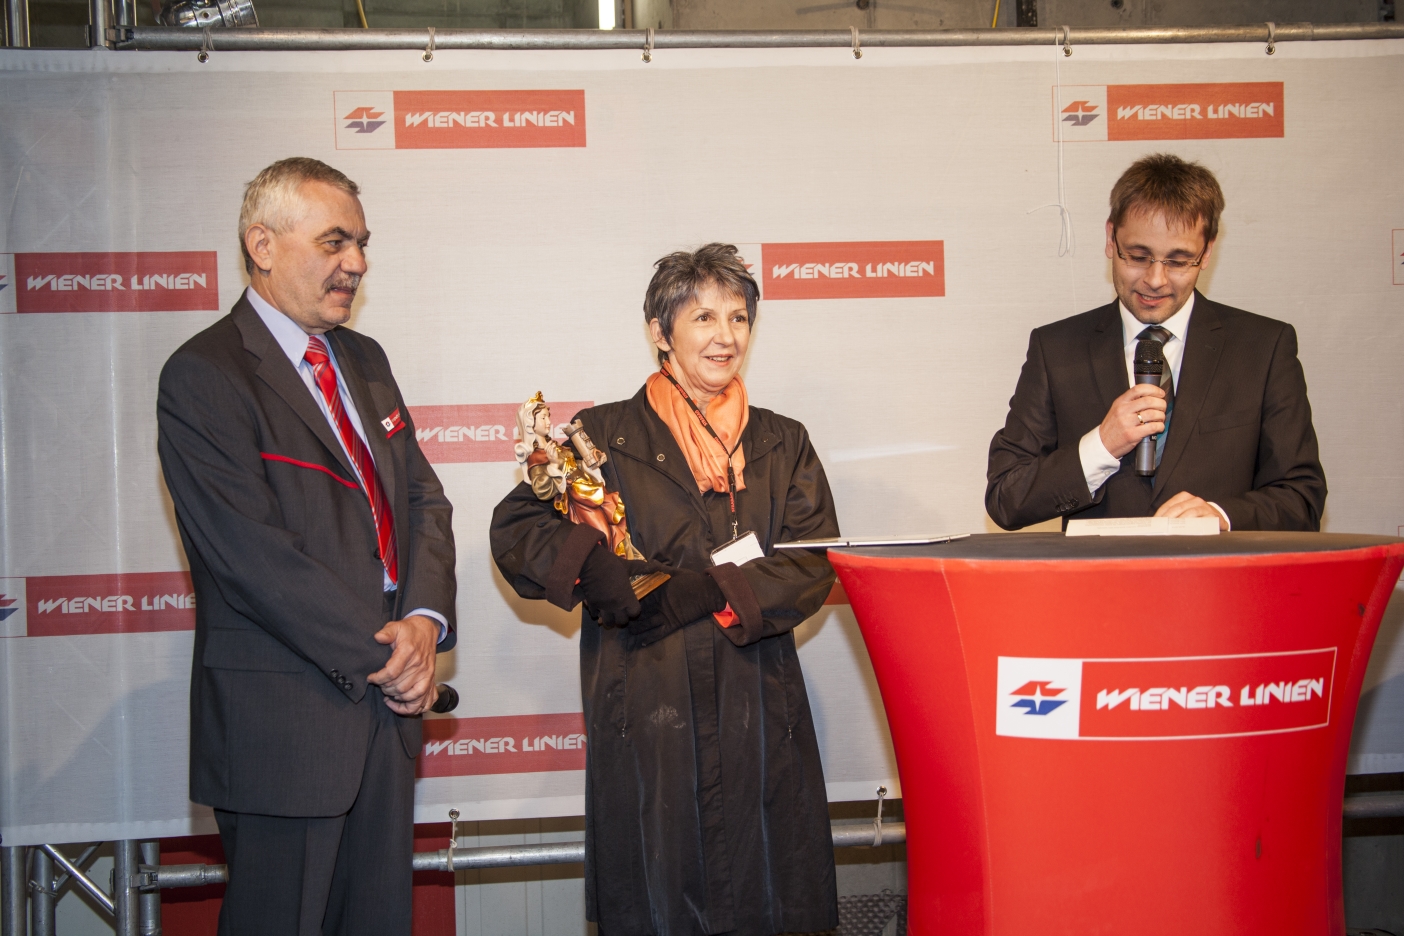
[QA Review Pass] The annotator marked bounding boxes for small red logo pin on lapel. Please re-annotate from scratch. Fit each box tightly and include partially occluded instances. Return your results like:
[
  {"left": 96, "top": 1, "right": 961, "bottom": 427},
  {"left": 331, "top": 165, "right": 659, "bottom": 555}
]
[{"left": 381, "top": 408, "right": 405, "bottom": 438}]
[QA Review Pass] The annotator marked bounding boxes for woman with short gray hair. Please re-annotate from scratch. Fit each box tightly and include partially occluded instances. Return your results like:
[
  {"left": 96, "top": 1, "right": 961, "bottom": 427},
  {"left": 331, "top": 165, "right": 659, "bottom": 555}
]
[{"left": 492, "top": 243, "right": 841, "bottom": 935}]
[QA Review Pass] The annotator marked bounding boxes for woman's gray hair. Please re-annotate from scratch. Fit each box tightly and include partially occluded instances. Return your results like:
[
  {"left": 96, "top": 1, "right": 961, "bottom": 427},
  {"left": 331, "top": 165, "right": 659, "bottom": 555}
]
[
  {"left": 239, "top": 157, "right": 360, "bottom": 274},
  {"left": 644, "top": 243, "right": 760, "bottom": 363}
]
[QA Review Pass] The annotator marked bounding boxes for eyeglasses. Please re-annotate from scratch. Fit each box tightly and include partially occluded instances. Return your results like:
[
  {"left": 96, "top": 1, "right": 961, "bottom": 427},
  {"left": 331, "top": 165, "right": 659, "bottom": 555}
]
[{"left": 1113, "top": 233, "right": 1207, "bottom": 272}]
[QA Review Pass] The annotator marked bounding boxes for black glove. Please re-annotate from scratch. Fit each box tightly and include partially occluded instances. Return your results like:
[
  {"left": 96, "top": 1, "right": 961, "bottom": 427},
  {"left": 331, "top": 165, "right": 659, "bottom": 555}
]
[
  {"left": 577, "top": 543, "right": 641, "bottom": 626},
  {"left": 626, "top": 566, "right": 727, "bottom": 649}
]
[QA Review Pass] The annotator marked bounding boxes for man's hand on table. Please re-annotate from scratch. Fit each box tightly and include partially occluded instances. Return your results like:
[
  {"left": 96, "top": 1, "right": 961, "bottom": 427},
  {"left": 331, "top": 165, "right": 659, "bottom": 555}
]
[
  {"left": 1155, "top": 491, "right": 1230, "bottom": 531},
  {"left": 368, "top": 614, "right": 440, "bottom": 715}
]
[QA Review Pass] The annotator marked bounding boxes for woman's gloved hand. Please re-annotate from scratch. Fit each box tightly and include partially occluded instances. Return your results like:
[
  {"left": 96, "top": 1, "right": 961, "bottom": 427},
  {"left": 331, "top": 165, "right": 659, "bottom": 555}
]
[
  {"left": 626, "top": 565, "right": 727, "bottom": 648},
  {"left": 577, "top": 543, "right": 641, "bottom": 626}
]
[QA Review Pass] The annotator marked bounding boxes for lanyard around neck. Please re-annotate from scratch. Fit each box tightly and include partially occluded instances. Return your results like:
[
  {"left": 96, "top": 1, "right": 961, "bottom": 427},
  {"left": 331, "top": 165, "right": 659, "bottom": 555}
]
[{"left": 660, "top": 366, "right": 741, "bottom": 538}]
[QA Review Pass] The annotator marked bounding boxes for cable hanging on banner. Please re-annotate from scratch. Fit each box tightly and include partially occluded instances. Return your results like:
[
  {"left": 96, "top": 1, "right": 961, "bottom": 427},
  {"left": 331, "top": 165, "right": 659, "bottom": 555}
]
[
  {"left": 118, "top": 22, "right": 1404, "bottom": 53},
  {"left": 423, "top": 25, "right": 434, "bottom": 61},
  {"left": 1266, "top": 21, "right": 1277, "bottom": 54},
  {"left": 851, "top": 26, "right": 861, "bottom": 59},
  {"left": 1029, "top": 23, "right": 1076, "bottom": 262},
  {"left": 642, "top": 26, "right": 652, "bottom": 62}
]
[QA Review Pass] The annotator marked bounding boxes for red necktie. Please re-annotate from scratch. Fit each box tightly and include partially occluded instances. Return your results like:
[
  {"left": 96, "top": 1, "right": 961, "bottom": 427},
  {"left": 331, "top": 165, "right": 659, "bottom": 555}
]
[{"left": 304, "top": 335, "right": 398, "bottom": 586}]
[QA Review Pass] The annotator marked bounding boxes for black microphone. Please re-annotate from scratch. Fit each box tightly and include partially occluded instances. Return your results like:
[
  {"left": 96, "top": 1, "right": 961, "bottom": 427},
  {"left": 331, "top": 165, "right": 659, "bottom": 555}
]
[
  {"left": 1133, "top": 339, "right": 1165, "bottom": 476},
  {"left": 430, "top": 683, "right": 459, "bottom": 714}
]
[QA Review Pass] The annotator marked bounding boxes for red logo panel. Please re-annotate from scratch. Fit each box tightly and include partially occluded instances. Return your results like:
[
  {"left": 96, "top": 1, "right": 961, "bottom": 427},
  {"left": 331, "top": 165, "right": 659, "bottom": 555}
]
[
  {"left": 14, "top": 253, "right": 219, "bottom": 313},
  {"left": 409, "top": 402, "right": 592, "bottom": 464},
  {"left": 761, "top": 241, "right": 945, "bottom": 300},
  {"left": 1080, "top": 648, "right": 1335, "bottom": 740},
  {"left": 394, "top": 90, "right": 586, "bottom": 149},
  {"left": 1107, "top": 82, "right": 1284, "bottom": 140},
  {"left": 417, "top": 712, "right": 587, "bottom": 777},
  {"left": 26, "top": 572, "right": 196, "bottom": 637}
]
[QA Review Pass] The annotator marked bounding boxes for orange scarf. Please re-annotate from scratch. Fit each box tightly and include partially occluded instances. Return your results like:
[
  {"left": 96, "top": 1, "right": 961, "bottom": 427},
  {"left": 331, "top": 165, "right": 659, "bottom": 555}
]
[{"left": 645, "top": 365, "right": 748, "bottom": 494}]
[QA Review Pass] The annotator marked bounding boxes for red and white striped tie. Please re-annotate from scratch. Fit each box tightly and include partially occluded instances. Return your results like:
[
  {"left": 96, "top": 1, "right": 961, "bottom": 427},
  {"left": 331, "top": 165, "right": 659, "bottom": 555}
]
[{"left": 304, "top": 335, "right": 399, "bottom": 586}]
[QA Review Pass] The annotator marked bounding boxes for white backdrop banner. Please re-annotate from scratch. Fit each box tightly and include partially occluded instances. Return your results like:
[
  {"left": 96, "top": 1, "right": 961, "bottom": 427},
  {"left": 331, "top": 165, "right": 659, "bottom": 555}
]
[{"left": 2, "top": 38, "right": 1403, "bottom": 847}]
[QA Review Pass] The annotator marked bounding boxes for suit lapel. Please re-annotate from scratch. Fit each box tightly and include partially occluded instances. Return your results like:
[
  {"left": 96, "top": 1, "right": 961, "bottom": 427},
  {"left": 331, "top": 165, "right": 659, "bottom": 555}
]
[
  {"left": 234, "top": 299, "right": 358, "bottom": 481},
  {"left": 1090, "top": 301, "right": 1128, "bottom": 415},
  {"left": 327, "top": 329, "right": 398, "bottom": 510},
  {"left": 1152, "top": 292, "right": 1225, "bottom": 498}
]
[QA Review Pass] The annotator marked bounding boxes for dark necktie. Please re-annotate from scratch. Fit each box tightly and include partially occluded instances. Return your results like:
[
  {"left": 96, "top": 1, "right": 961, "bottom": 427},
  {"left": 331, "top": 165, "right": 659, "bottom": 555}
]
[
  {"left": 304, "top": 336, "right": 399, "bottom": 586},
  {"left": 1136, "top": 325, "right": 1175, "bottom": 466}
]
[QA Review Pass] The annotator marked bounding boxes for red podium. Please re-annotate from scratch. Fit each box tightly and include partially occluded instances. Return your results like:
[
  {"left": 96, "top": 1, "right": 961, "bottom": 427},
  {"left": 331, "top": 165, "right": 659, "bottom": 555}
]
[{"left": 830, "top": 533, "right": 1404, "bottom": 935}]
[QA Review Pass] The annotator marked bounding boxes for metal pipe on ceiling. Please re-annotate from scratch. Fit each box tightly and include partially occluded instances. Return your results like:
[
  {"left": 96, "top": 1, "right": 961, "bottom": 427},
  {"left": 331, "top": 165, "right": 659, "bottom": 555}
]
[{"left": 123, "top": 21, "right": 1404, "bottom": 53}]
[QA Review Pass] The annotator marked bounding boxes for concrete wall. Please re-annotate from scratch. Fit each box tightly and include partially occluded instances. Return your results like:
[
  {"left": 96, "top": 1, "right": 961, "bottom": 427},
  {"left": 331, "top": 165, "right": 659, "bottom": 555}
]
[
  {"left": 22, "top": 0, "right": 600, "bottom": 46},
  {"left": 1033, "top": 0, "right": 1378, "bottom": 28},
  {"left": 645, "top": 0, "right": 1381, "bottom": 30},
  {"left": 20, "top": 0, "right": 1386, "bottom": 50},
  {"left": 657, "top": 0, "right": 1009, "bottom": 31}
]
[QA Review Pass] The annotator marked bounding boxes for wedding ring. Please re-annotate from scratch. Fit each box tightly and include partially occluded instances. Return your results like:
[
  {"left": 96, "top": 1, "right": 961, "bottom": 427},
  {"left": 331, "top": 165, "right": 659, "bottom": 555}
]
[{"left": 1137, "top": 412, "right": 1145, "bottom": 425}]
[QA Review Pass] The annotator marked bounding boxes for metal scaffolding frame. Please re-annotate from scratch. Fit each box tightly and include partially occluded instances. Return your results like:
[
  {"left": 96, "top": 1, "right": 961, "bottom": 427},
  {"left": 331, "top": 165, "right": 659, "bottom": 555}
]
[
  {"left": 0, "top": 817, "right": 911, "bottom": 936},
  {"left": 118, "top": 22, "right": 1404, "bottom": 53},
  {"left": 2, "top": 792, "right": 1402, "bottom": 932},
  {"left": 0, "top": 14, "right": 1401, "bottom": 52},
  {"left": 1, "top": 0, "right": 27, "bottom": 47}
]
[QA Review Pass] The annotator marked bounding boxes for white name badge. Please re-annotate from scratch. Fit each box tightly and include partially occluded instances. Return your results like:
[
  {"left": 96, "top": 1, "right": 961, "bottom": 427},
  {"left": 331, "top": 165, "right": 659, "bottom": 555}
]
[{"left": 710, "top": 531, "right": 765, "bottom": 567}]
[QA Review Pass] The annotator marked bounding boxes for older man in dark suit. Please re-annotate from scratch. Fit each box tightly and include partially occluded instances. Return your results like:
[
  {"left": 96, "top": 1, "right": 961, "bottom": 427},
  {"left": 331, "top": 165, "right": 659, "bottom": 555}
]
[
  {"left": 157, "top": 158, "right": 456, "bottom": 935},
  {"left": 987, "top": 154, "right": 1326, "bottom": 532}
]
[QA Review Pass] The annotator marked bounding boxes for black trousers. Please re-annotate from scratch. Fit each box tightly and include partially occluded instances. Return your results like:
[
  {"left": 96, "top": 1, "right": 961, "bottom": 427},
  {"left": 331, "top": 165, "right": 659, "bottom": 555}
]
[{"left": 215, "top": 592, "right": 416, "bottom": 936}]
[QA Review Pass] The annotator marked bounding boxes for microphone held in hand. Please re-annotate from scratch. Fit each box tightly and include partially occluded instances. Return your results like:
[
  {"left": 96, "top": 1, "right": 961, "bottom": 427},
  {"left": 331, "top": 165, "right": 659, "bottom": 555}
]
[
  {"left": 1134, "top": 339, "right": 1165, "bottom": 477},
  {"left": 430, "top": 683, "right": 459, "bottom": 714}
]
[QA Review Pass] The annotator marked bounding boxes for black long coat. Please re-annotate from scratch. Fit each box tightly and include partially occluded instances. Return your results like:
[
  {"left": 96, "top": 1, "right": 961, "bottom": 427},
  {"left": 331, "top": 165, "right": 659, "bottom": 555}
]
[{"left": 491, "top": 387, "right": 840, "bottom": 936}]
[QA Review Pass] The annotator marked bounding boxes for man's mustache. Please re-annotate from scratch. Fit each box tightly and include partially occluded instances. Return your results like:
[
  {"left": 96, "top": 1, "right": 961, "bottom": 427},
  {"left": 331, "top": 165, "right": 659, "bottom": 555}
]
[{"left": 324, "top": 275, "right": 361, "bottom": 295}]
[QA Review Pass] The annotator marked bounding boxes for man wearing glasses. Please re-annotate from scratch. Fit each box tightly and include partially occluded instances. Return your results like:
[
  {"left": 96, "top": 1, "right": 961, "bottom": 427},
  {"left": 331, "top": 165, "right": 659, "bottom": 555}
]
[{"left": 985, "top": 153, "right": 1326, "bottom": 531}]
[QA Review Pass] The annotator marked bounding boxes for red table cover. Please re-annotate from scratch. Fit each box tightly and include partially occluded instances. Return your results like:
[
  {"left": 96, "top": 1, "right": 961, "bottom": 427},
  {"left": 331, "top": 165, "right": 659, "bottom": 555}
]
[{"left": 830, "top": 532, "right": 1404, "bottom": 935}]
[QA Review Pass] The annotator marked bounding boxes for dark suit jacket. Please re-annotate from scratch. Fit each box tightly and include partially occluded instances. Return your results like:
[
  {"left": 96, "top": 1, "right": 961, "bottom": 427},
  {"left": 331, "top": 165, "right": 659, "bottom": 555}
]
[
  {"left": 986, "top": 292, "right": 1326, "bottom": 532},
  {"left": 157, "top": 295, "right": 456, "bottom": 818}
]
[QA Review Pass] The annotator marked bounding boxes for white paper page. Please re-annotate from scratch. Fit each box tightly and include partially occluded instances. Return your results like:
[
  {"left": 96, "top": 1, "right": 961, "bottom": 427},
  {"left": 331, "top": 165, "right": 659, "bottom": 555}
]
[{"left": 1065, "top": 517, "right": 1220, "bottom": 537}]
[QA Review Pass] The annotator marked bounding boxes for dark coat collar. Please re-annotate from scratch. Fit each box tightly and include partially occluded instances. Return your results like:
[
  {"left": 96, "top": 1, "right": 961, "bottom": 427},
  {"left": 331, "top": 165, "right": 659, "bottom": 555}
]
[
  {"left": 604, "top": 384, "right": 783, "bottom": 502},
  {"left": 607, "top": 386, "right": 710, "bottom": 505},
  {"left": 1090, "top": 299, "right": 1126, "bottom": 414}
]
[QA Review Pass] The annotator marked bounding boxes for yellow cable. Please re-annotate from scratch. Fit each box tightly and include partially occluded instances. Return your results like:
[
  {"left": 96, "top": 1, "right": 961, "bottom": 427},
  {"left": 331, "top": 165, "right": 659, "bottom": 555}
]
[
  {"left": 355, "top": 0, "right": 369, "bottom": 29},
  {"left": 991, "top": 0, "right": 1000, "bottom": 28}
]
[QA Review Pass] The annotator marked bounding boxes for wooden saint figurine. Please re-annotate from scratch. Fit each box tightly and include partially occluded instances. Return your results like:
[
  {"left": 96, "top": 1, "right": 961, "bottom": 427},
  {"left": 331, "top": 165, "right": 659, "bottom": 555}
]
[{"left": 514, "top": 393, "right": 667, "bottom": 598}]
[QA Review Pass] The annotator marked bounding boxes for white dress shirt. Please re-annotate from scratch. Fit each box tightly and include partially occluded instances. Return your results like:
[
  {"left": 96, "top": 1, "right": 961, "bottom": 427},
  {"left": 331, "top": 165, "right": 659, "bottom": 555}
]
[
  {"left": 247, "top": 287, "right": 449, "bottom": 638},
  {"left": 1075, "top": 293, "right": 1230, "bottom": 529}
]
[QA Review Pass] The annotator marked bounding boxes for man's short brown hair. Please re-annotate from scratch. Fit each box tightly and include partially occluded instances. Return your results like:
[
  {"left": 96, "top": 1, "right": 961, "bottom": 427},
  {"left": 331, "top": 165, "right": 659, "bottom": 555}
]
[
  {"left": 644, "top": 244, "right": 760, "bottom": 363},
  {"left": 1108, "top": 153, "right": 1226, "bottom": 244},
  {"left": 239, "top": 157, "right": 360, "bottom": 274}
]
